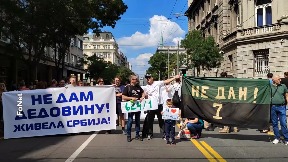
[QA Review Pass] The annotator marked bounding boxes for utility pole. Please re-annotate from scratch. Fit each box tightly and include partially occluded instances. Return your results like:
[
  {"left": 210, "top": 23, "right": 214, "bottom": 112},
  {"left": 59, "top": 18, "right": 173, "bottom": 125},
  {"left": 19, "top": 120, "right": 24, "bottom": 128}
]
[{"left": 177, "top": 41, "right": 179, "bottom": 75}]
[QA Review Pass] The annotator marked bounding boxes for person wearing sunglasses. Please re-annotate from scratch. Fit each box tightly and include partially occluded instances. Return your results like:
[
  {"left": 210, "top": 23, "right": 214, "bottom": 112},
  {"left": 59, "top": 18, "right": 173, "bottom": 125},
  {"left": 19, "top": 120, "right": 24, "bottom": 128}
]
[{"left": 97, "top": 78, "right": 104, "bottom": 85}]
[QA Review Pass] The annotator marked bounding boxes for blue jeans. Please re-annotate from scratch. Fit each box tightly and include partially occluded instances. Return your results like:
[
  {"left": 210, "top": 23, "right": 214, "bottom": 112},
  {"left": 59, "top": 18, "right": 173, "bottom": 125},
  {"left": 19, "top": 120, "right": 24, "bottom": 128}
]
[
  {"left": 165, "top": 120, "right": 176, "bottom": 141},
  {"left": 126, "top": 112, "right": 141, "bottom": 137},
  {"left": 187, "top": 123, "right": 203, "bottom": 136},
  {"left": 271, "top": 105, "right": 288, "bottom": 141}
]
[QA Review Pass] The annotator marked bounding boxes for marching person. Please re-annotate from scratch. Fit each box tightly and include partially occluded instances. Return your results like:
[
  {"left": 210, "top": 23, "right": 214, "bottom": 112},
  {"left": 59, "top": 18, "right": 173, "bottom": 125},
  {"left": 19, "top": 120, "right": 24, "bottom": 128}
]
[
  {"left": 65, "top": 75, "right": 77, "bottom": 88},
  {"left": 270, "top": 75, "right": 288, "bottom": 145},
  {"left": 122, "top": 75, "right": 145, "bottom": 142},
  {"left": 113, "top": 76, "right": 126, "bottom": 135},
  {"left": 142, "top": 74, "right": 180, "bottom": 140}
]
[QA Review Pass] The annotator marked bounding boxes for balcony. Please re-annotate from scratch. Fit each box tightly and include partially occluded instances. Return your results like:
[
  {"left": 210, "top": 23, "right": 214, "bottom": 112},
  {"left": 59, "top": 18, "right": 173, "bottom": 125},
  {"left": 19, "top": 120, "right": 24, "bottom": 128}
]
[
  {"left": 222, "top": 23, "right": 288, "bottom": 49},
  {"left": 237, "top": 23, "right": 287, "bottom": 40}
]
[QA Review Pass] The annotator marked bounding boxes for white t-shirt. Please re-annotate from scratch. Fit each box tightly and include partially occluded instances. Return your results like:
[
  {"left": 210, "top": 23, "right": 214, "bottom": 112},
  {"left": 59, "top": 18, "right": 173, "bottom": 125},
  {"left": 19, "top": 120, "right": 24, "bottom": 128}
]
[
  {"left": 171, "top": 82, "right": 181, "bottom": 98},
  {"left": 145, "top": 81, "right": 164, "bottom": 104},
  {"left": 161, "top": 85, "right": 173, "bottom": 104}
]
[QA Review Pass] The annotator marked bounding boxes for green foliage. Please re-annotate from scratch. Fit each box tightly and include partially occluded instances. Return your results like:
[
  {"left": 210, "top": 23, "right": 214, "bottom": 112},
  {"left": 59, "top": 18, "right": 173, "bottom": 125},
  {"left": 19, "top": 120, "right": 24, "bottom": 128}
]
[
  {"left": 181, "top": 30, "right": 223, "bottom": 76},
  {"left": 85, "top": 54, "right": 133, "bottom": 85},
  {"left": 0, "top": 0, "right": 127, "bottom": 81},
  {"left": 146, "top": 52, "right": 186, "bottom": 80}
]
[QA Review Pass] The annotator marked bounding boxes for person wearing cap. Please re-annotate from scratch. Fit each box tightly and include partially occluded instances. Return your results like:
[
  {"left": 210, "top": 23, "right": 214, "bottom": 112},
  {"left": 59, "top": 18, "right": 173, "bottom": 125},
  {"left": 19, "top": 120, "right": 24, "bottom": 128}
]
[{"left": 142, "top": 73, "right": 180, "bottom": 140}]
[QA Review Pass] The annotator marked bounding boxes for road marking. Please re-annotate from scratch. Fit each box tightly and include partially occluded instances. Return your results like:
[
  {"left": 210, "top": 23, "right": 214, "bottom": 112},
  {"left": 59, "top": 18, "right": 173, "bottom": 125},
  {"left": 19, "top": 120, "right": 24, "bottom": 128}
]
[
  {"left": 65, "top": 132, "right": 97, "bottom": 162},
  {"left": 177, "top": 123, "right": 226, "bottom": 162},
  {"left": 200, "top": 141, "right": 226, "bottom": 162},
  {"left": 191, "top": 139, "right": 217, "bottom": 162}
]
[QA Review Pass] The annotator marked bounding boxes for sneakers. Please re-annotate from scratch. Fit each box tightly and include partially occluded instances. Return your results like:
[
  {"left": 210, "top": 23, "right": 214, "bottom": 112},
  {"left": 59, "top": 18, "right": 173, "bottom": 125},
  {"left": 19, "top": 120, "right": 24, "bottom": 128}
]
[
  {"left": 147, "top": 135, "right": 152, "bottom": 140},
  {"left": 122, "top": 130, "right": 127, "bottom": 135},
  {"left": 166, "top": 141, "right": 170, "bottom": 145},
  {"left": 127, "top": 136, "right": 132, "bottom": 142},
  {"left": 171, "top": 141, "right": 176, "bottom": 145},
  {"left": 272, "top": 139, "right": 280, "bottom": 144},
  {"left": 191, "top": 134, "right": 200, "bottom": 139}
]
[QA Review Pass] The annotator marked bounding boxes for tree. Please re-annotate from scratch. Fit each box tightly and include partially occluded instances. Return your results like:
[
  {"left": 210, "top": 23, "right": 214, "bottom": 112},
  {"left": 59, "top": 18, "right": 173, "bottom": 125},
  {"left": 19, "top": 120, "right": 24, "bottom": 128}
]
[
  {"left": 181, "top": 30, "right": 223, "bottom": 76},
  {"left": 116, "top": 66, "right": 134, "bottom": 84},
  {"left": 0, "top": 0, "right": 128, "bottom": 82},
  {"left": 85, "top": 54, "right": 107, "bottom": 80},
  {"left": 146, "top": 52, "right": 186, "bottom": 80},
  {"left": 146, "top": 52, "right": 168, "bottom": 81},
  {"left": 84, "top": 54, "right": 134, "bottom": 84}
]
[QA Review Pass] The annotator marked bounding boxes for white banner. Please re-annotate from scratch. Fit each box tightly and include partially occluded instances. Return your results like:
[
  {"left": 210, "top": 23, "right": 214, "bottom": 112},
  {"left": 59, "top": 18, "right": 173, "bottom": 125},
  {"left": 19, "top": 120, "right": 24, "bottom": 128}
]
[
  {"left": 162, "top": 108, "right": 180, "bottom": 120},
  {"left": 3, "top": 87, "right": 116, "bottom": 139},
  {"left": 121, "top": 98, "right": 158, "bottom": 113}
]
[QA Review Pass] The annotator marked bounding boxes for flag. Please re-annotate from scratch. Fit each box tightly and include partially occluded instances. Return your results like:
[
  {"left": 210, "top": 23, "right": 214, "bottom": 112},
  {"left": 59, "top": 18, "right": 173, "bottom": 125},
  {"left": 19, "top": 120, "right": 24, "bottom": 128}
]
[{"left": 181, "top": 77, "right": 271, "bottom": 128}]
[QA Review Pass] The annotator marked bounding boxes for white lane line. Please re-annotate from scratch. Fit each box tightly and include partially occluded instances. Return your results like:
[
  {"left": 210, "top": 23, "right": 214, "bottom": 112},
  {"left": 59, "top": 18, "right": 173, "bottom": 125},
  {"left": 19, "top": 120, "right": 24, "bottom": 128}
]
[{"left": 65, "top": 132, "right": 97, "bottom": 162}]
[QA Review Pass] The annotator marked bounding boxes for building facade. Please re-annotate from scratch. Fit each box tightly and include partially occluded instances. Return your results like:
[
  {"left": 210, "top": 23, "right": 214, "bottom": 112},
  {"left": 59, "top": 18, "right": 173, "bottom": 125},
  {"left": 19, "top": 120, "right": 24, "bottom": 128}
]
[
  {"left": 44, "top": 35, "right": 85, "bottom": 81},
  {"left": 0, "top": 33, "right": 85, "bottom": 87},
  {"left": 83, "top": 32, "right": 129, "bottom": 69},
  {"left": 186, "top": 0, "right": 288, "bottom": 78}
]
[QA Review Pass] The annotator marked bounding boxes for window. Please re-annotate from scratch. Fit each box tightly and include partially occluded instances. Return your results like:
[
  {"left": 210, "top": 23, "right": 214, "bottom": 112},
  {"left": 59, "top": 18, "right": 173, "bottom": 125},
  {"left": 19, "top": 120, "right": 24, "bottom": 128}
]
[
  {"left": 106, "top": 34, "right": 110, "bottom": 39},
  {"left": 72, "top": 54, "right": 75, "bottom": 63},
  {"left": 254, "top": 49, "right": 269, "bottom": 77},
  {"left": 103, "top": 52, "right": 108, "bottom": 58},
  {"left": 84, "top": 44, "right": 88, "bottom": 49},
  {"left": 228, "top": 55, "right": 233, "bottom": 71},
  {"left": 104, "top": 45, "right": 109, "bottom": 49},
  {"left": 65, "top": 54, "right": 68, "bottom": 63},
  {"left": 255, "top": 0, "right": 272, "bottom": 26},
  {"left": 78, "top": 39, "right": 83, "bottom": 49},
  {"left": 97, "top": 45, "right": 100, "bottom": 49}
]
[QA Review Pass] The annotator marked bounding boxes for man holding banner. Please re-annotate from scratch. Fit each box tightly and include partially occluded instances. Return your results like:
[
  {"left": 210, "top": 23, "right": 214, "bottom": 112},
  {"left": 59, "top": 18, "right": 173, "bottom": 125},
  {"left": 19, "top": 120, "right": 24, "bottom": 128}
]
[
  {"left": 122, "top": 75, "right": 146, "bottom": 142},
  {"left": 143, "top": 74, "right": 180, "bottom": 140}
]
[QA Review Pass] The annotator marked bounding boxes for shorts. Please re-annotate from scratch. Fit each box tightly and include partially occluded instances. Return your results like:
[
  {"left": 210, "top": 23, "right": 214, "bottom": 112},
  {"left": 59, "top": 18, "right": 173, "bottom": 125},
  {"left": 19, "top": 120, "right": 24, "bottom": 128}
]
[{"left": 116, "top": 103, "right": 123, "bottom": 115}]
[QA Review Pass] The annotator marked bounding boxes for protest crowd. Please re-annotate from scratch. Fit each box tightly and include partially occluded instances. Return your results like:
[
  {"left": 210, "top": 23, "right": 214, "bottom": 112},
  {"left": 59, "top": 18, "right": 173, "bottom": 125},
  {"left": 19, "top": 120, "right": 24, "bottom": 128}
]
[{"left": 1, "top": 72, "right": 288, "bottom": 146}]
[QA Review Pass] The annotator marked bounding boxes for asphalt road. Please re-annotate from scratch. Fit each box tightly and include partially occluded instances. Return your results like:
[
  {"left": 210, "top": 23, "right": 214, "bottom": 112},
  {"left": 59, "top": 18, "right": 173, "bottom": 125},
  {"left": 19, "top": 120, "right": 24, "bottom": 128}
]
[{"left": 0, "top": 123, "right": 288, "bottom": 162}]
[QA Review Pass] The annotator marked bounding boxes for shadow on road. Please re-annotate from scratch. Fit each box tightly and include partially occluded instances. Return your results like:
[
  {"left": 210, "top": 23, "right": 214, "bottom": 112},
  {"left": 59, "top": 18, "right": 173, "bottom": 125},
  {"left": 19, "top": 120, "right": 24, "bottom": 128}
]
[
  {"left": 202, "top": 133, "right": 271, "bottom": 142},
  {"left": 0, "top": 132, "right": 92, "bottom": 162}
]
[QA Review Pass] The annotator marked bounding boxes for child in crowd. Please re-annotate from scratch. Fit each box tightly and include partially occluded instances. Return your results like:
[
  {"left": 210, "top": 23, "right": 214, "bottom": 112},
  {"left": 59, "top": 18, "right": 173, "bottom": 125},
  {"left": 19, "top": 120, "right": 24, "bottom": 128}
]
[{"left": 161, "top": 99, "right": 176, "bottom": 145}]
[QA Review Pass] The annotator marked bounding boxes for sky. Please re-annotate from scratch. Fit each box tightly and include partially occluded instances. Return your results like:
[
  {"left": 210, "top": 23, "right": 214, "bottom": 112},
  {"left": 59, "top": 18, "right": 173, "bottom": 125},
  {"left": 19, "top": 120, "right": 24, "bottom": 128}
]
[{"left": 102, "top": 0, "right": 188, "bottom": 77}]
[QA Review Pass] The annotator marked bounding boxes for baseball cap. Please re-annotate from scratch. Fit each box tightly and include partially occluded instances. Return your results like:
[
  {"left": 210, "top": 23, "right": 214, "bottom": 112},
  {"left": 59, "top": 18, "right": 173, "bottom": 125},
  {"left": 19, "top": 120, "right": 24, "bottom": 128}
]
[{"left": 145, "top": 73, "right": 152, "bottom": 79}]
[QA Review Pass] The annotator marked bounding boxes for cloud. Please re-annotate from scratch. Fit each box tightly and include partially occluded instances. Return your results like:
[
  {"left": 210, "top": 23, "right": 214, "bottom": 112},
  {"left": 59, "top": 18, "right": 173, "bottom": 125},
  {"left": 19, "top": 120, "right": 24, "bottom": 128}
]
[
  {"left": 117, "top": 15, "right": 185, "bottom": 49},
  {"left": 172, "top": 37, "right": 183, "bottom": 46},
  {"left": 128, "top": 53, "right": 153, "bottom": 76}
]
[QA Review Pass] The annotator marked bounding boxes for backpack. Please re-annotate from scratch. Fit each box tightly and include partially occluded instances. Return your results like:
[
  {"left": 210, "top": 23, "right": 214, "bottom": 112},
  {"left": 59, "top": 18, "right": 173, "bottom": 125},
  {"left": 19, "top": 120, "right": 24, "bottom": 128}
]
[{"left": 172, "top": 86, "right": 181, "bottom": 107}]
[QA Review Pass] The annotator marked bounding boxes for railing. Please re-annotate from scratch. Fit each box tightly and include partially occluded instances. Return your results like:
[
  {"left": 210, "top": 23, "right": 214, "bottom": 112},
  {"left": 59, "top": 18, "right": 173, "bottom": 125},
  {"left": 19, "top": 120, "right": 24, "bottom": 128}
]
[
  {"left": 238, "top": 23, "right": 285, "bottom": 38},
  {"left": 157, "top": 46, "right": 185, "bottom": 50}
]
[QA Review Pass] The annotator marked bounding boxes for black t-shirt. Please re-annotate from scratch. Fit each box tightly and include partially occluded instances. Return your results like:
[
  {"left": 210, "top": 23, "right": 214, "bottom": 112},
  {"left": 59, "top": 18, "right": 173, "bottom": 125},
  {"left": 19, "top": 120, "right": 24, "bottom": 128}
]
[
  {"left": 122, "top": 84, "right": 144, "bottom": 100},
  {"left": 281, "top": 78, "right": 288, "bottom": 88},
  {"left": 115, "top": 85, "right": 125, "bottom": 103}
]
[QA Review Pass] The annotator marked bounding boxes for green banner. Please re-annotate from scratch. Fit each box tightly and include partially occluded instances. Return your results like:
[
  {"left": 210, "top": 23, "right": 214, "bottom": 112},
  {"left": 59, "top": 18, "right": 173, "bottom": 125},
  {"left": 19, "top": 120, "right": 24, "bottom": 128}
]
[{"left": 182, "top": 77, "right": 271, "bottom": 128}]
